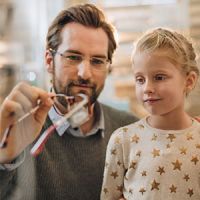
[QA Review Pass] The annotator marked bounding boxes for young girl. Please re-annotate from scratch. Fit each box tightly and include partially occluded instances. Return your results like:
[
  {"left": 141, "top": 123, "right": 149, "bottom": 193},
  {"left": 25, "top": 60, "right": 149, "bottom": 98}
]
[{"left": 101, "top": 28, "right": 200, "bottom": 200}]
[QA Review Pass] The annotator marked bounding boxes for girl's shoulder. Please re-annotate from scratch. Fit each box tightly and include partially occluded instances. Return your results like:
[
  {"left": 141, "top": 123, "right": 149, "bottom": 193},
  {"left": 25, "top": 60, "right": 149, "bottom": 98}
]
[{"left": 113, "top": 118, "right": 146, "bottom": 136}]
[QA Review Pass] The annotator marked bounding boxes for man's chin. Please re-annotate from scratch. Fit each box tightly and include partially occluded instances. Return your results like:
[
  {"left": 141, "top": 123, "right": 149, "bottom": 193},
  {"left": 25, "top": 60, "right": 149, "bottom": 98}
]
[{"left": 68, "top": 91, "right": 94, "bottom": 103}]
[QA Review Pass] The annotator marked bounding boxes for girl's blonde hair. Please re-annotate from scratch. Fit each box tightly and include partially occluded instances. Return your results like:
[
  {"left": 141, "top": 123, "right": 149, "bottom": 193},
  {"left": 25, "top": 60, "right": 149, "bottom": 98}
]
[{"left": 132, "top": 28, "right": 199, "bottom": 76}]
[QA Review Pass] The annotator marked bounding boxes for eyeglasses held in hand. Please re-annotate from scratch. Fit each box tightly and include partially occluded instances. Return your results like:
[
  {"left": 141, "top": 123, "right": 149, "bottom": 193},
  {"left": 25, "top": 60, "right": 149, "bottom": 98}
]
[{"left": 0, "top": 93, "right": 88, "bottom": 157}]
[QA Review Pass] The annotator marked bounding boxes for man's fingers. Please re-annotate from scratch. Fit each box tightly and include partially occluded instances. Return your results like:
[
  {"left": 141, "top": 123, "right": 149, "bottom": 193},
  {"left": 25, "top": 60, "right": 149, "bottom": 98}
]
[
  {"left": 1, "top": 99, "right": 24, "bottom": 121},
  {"left": 34, "top": 95, "right": 54, "bottom": 124},
  {"left": 0, "top": 82, "right": 55, "bottom": 129},
  {"left": 32, "top": 86, "right": 54, "bottom": 103}
]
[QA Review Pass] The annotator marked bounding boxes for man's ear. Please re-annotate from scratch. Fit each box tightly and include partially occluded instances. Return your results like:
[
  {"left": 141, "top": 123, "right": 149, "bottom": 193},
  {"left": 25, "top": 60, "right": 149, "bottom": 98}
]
[
  {"left": 45, "top": 50, "right": 54, "bottom": 74},
  {"left": 108, "top": 64, "right": 112, "bottom": 74},
  {"left": 185, "top": 71, "right": 198, "bottom": 93}
]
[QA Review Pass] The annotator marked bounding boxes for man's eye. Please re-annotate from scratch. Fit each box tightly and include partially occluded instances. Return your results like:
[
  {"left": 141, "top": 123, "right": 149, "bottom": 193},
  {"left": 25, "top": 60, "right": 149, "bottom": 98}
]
[
  {"left": 91, "top": 58, "right": 105, "bottom": 65},
  {"left": 66, "top": 55, "right": 82, "bottom": 61},
  {"left": 154, "top": 74, "right": 167, "bottom": 81}
]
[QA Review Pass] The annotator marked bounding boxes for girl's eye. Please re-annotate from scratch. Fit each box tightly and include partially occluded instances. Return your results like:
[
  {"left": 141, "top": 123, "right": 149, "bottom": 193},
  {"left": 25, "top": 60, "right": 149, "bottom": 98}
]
[
  {"left": 154, "top": 74, "right": 167, "bottom": 81},
  {"left": 135, "top": 77, "right": 145, "bottom": 84}
]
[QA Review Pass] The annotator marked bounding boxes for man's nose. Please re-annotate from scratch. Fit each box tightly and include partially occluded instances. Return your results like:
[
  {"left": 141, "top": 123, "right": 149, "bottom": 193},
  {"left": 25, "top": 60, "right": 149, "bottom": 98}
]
[{"left": 77, "top": 60, "right": 92, "bottom": 80}]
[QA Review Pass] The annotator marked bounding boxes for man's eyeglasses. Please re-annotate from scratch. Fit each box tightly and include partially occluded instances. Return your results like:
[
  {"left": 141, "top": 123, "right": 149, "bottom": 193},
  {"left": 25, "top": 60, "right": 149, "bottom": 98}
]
[{"left": 49, "top": 48, "right": 110, "bottom": 72}]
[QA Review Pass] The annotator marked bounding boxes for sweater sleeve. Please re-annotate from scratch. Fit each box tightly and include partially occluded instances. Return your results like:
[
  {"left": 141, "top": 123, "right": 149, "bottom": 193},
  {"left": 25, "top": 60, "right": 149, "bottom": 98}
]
[
  {"left": 101, "top": 128, "right": 126, "bottom": 200},
  {"left": 0, "top": 167, "right": 17, "bottom": 199},
  {"left": 0, "top": 151, "right": 25, "bottom": 199},
  {"left": 0, "top": 151, "right": 25, "bottom": 171}
]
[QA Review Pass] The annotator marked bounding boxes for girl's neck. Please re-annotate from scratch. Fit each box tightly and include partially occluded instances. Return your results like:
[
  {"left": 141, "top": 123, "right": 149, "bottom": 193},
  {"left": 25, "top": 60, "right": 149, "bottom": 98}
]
[{"left": 147, "top": 112, "right": 192, "bottom": 130}]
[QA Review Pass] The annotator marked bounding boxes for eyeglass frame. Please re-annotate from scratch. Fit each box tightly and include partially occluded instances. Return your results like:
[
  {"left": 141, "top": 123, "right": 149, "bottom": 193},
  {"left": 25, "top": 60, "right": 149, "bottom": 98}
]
[{"left": 49, "top": 48, "right": 111, "bottom": 72}]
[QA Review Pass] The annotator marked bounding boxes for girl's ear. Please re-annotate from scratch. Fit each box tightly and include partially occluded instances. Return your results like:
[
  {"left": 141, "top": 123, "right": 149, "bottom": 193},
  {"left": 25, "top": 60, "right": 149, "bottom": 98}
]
[
  {"left": 45, "top": 50, "right": 54, "bottom": 74},
  {"left": 185, "top": 71, "right": 198, "bottom": 93}
]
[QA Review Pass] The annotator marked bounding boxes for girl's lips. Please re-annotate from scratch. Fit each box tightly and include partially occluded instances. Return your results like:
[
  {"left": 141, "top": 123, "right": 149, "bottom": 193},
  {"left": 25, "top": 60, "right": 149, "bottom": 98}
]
[{"left": 144, "top": 98, "right": 161, "bottom": 103}]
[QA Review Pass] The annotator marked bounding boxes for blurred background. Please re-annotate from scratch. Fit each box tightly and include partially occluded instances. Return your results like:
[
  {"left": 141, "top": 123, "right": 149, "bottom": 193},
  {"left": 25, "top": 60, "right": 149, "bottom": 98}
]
[{"left": 0, "top": 0, "right": 199, "bottom": 118}]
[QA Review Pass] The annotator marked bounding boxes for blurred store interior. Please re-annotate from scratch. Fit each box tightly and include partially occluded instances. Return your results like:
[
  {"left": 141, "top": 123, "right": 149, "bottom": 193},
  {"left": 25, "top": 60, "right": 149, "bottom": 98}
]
[{"left": 0, "top": 0, "right": 200, "bottom": 118}]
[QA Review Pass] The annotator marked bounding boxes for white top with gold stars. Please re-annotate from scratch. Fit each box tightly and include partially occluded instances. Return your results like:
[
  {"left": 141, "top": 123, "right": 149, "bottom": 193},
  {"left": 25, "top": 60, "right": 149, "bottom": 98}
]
[{"left": 101, "top": 117, "right": 200, "bottom": 200}]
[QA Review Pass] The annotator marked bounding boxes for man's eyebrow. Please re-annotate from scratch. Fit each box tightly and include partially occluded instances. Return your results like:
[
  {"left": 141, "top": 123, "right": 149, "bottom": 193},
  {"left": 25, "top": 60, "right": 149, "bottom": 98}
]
[
  {"left": 63, "top": 50, "right": 82, "bottom": 54},
  {"left": 63, "top": 49, "right": 107, "bottom": 59}
]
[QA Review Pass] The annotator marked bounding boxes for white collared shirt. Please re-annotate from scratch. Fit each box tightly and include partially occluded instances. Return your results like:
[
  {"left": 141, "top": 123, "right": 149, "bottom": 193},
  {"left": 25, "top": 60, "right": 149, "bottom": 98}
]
[{"left": 48, "top": 102, "right": 105, "bottom": 138}]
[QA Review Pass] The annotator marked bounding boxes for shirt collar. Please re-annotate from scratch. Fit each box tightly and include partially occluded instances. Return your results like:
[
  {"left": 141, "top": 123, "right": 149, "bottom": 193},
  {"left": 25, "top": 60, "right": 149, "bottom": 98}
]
[{"left": 48, "top": 102, "right": 105, "bottom": 138}]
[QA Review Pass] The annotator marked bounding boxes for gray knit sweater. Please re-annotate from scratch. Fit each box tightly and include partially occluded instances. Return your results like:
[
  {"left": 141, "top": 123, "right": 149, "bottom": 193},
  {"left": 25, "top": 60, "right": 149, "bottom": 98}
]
[{"left": 0, "top": 104, "right": 138, "bottom": 200}]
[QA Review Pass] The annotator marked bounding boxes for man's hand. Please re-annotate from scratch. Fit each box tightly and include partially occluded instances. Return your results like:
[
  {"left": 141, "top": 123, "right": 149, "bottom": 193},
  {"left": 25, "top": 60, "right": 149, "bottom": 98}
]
[{"left": 0, "top": 82, "right": 54, "bottom": 163}]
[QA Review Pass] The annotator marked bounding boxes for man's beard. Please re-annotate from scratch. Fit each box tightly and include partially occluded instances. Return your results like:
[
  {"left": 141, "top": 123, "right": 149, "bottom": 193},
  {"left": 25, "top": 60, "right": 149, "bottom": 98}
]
[{"left": 52, "top": 75, "right": 104, "bottom": 107}]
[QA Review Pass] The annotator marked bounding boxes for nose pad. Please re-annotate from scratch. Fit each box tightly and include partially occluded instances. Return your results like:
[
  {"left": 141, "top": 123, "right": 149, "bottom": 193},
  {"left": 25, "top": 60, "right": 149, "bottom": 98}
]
[{"left": 77, "top": 61, "right": 92, "bottom": 80}]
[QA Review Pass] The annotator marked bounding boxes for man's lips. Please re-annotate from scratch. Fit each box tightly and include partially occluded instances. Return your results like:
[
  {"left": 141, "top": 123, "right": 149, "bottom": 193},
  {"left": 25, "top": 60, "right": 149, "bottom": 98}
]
[{"left": 72, "top": 84, "right": 93, "bottom": 89}]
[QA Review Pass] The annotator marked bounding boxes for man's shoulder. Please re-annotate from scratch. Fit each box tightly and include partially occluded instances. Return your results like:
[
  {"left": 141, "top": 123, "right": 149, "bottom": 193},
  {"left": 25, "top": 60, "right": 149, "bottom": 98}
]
[{"left": 101, "top": 103, "right": 138, "bottom": 122}]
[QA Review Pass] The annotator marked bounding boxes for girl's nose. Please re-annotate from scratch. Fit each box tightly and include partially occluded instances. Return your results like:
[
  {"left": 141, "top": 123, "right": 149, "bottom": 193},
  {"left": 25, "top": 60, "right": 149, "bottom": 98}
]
[{"left": 144, "top": 80, "right": 155, "bottom": 94}]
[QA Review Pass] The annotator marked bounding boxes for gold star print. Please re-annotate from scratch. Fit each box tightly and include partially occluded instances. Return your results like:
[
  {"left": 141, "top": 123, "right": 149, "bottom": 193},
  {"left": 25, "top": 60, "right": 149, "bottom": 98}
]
[
  {"left": 129, "top": 161, "right": 137, "bottom": 169},
  {"left": 172, "top": 159, "right": 182, "bottom": 171},
  {"left": 183, "top": 174, "right": 190, "bottom": 182},
  {"left": 179, "top": 147, "right": 187, "bottom": 155},
  {"left": 191, "top": 156, "right": 199, "bottom": 165},
  {"left": 169, "top": 184, "right": 177, "bottom": 193},
  {"left": 151, "top": 148, "right": 160, "bottom": 158},
  {"left": 196, "top": 143, "right": 200, "bottom": 149},
  {"left": 117, "top": 160, "right": 122, "bottom": 166},
  {"left": 141, "top": 171, "right": 147, "bottom": 176},
  {"left": 187, "top": 188, "right": 194, "bottom": 197},
  {"left": 129, "top": 188, "right": 133, "bottom": 194},
  {"left": 166, "top": 143, "right": 171, "bottom": 149},
  {"left": 114, "top": 136, "right": 121, "bottom": 144},
  {"left": 117, "top": 185, "right": 123, "bottom": 192},
  {"left": 111, "top": 148, "right": 117, "bottom": 155},
  {"left": 166, "top": 134, "right": 176, "bottom": 142},
  {"left": 110, "top": 171, "right": 118, "bottom": 179},
  {"left": 151, "top": 179, "right": 160, "bottom": 191},
  {"left": 136, "top": 150, "right": 141, "bottom": 157},
  {"left": 131, "top": 134, "right": 140, "bottom": 143},
  {"left": 186, "top": 132, "right": 193, "bottom": 140},
  {"left": 138, "top": 124, "right": 144, "bottom": 129},
  {"left": 123, "top": 127, "right": 128, "bottom": 132},
  {"left": 151, "top": 134, "right": 157, "bottom": 141},
  {"left": 157, "top": 166, "right": 165, "bottom": 175},
  {"left": 103, "top": 188, "right": 108, "bottom": 194},
  {"left": 139, "top": 187, "right": 146, "bottom": 195}
]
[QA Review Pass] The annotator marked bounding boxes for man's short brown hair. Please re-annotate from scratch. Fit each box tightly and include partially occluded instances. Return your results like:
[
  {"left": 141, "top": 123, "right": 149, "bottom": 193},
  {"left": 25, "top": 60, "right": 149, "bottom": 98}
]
[{"left": 46, "top": 4, "right": 117, "bottom": 63}]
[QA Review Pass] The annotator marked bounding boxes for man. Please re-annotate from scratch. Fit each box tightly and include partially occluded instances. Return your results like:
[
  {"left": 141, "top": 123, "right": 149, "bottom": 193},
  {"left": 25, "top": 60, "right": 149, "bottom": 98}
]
[{"left": 0, "top": 4, "right": 137, "bottom": 200}]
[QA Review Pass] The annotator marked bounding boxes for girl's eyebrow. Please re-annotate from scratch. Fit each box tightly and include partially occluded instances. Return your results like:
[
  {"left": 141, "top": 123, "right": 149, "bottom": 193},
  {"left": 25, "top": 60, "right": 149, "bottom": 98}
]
[{"left": 133, "top": 71, "right": 143, "bottom": 76}]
